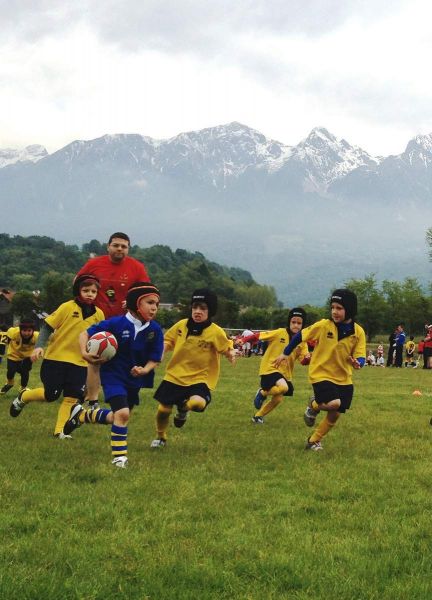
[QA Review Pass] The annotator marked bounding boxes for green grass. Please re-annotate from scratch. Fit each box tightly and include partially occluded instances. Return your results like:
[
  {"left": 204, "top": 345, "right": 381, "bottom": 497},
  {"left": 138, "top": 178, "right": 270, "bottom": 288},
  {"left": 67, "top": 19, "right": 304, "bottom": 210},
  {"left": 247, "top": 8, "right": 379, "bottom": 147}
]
[{"left": 0, "top": 358, "right": 432, "bottom": 599}]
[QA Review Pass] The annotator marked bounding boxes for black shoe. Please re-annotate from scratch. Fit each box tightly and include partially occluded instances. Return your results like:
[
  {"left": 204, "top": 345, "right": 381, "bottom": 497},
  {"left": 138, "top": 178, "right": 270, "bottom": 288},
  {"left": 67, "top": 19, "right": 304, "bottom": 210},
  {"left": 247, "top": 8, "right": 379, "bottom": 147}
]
[
  {"left": 0, "top": 383, "right": 13, "bottom": 395},
  {"left": 173, "top": 410, "right": 188, "bottom": 428},
  {"left": 63, "top": 404, "right": 84, "bottom": 435}
]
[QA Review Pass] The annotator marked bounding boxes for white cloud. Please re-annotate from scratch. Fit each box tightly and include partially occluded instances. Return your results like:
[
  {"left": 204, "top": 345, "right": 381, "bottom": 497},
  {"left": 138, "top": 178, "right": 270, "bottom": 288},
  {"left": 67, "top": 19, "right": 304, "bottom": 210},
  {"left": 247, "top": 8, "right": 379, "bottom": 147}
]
[{"left": 0, "top": 0, "right": 431, "bottom": 155}]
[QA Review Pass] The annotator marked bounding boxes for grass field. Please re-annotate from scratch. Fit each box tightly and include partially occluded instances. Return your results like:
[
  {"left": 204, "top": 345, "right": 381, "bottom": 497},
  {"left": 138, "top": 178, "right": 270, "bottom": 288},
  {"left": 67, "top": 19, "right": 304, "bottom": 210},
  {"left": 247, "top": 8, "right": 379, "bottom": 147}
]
[{"left": 1, "top": 356, "right": 432, "bottom": 599}]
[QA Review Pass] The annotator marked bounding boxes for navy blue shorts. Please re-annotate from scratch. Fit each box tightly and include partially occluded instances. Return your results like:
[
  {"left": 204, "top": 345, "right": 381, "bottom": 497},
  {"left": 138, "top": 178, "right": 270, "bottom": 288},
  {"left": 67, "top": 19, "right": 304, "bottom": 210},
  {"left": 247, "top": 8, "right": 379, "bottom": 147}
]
[
  {"left": 154, "top": 380, "right": 211, "bottom": 410},
  {"left": 103, "top": 384, "right": 140, "bottom": 412},
  {"left": 312, "top": 380, "right": 354, "bottom": 413},
  {"left": 40, "top": 359, "right": 87, "bottom": 401},
  {"left": 260, "top": 372, "right": 294, "bottom": 396}
]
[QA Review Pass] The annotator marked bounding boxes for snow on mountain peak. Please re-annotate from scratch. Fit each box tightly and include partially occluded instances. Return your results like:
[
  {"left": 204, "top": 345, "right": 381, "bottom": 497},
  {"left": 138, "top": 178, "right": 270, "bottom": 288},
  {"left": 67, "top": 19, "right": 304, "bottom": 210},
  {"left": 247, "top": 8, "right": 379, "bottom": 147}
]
[
  {"left": 0, "top": 144, "right": 47, "bottom": 168},
  {"left": 404, "top": 134, "right": 432, "bottom": 167},
  {"left": 293, "top": 127, "right": 379, "bottom": 189}
]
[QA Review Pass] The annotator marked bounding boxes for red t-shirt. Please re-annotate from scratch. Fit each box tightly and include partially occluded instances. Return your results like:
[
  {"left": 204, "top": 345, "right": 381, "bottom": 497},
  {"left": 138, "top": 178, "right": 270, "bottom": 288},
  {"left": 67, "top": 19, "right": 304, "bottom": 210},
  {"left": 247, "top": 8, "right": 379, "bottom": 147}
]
[{"left": 76, "top": 255, "right": 150, "bottom": 318}]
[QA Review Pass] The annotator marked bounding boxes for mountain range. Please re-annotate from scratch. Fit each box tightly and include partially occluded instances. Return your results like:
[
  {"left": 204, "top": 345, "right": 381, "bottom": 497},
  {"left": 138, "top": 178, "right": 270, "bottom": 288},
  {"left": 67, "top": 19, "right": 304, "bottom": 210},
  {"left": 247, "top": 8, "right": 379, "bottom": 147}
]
[{"left": 1, "top": 122, "right": 431, "bottom": 305}]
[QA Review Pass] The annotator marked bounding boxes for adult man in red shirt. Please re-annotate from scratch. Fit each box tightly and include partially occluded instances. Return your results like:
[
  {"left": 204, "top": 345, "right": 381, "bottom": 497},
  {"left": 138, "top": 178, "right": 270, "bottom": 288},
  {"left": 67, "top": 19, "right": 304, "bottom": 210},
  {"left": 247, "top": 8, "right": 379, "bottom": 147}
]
[
  {"left": 75, "top": 232, "right": 150, "bottom": 408},
  {"left": 76, "top": 232, "right": 150, "bottom": 318}
]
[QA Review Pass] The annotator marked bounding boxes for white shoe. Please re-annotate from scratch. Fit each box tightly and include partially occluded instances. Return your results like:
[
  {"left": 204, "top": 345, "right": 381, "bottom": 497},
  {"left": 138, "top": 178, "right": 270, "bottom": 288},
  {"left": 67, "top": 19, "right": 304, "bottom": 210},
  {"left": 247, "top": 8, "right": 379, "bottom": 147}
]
[
  {"left": 112, "top": 456, "right": 128, "bottom": 468},
  {"left": 56, "top": 432, "right": 73, "bottom": 440},
  {"left": 150, "top": 439, "right": 166, "bottom": 448}
]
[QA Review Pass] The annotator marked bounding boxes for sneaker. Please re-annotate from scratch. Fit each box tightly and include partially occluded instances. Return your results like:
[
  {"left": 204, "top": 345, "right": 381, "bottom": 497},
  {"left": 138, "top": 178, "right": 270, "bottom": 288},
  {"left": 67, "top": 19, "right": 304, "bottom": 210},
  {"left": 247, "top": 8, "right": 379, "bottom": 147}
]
[
  {"left": 63, "top": 403, "right": 84, "bottom": 435},
  {"left": 305, "top": 438, "right": 323, "bottom": 451},
  {"left": 150, "top": 438, "right": 166, "bottom": 448},
  {"left": 10, "top": 389, "right": 26, "bottom": 417},
  {"left": 303, "top": 398, "right": 319, "bottom": 427},
  {"left": 173, "top": 410, "right": 188, "bottom": 428},
  {"left": 55, "top": 432, "right": 73, "bottom": 440},
  {"left": 251, "top": 416, "right": 264, "bottom": 424},
  {"left": 253, "top": 388, "right": 265, "bottom": 410},
  {"left": 112, "top": 456, "right": 128, "bottom": 468},
  {"left": 0, "top": 383, "right": 13, "bottom": 395}
]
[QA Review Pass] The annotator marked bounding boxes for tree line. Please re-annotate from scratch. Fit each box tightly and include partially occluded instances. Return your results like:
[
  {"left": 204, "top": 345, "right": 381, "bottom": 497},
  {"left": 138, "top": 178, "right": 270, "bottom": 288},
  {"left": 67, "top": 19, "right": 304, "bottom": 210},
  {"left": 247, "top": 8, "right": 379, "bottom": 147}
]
[{"left": 1, "top": 234, "right": 431, "bottom": 336}]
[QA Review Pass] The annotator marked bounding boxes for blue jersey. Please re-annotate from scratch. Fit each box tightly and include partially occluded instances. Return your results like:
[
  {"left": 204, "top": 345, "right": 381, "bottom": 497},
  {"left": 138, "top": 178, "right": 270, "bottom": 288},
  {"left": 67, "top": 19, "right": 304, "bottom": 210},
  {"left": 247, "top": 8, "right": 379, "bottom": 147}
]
[{"left": 87, "top": 314, "right": 164, "bottom": 390}]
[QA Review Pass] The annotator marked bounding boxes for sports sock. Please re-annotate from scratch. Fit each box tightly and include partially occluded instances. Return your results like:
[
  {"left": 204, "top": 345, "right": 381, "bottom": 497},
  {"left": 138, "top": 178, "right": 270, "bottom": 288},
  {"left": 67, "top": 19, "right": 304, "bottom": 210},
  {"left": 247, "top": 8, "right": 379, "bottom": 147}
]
[
  {"left": 111, "top": 424, "right": 128, "bottom": 458},
  {"left": 156, "top": 403, "right": 172, "bottom": 441},
  {"left": 21, "top": 387, "right": 45, "bottom": 404},
  {"left": 267, "top": 384, "right": 286, "bottom": 396},
  {"left": 311, "top": 399, "right": 320, "bottom": 412},
  {"left": 310, "top": 412, "right": 340, "bottom": 443},
  {"left": 185, "top": 397, "right": 206, "bottom": 412},
  {"left": 84, "top": 407, "right": 111, "bottom": 424},
  {"left": 54, "top": 396, "right": 76, "bottom": 436},
  {"left": 256, "top": 394, "right": 283, "bottom": 417}
]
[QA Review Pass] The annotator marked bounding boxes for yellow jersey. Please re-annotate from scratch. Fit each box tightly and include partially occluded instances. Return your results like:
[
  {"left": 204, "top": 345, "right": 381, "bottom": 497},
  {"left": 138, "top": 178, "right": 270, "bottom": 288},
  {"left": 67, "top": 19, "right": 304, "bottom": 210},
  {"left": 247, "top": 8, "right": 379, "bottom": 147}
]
[
  {"left": 6, "top": 327, "right": 39, "bottom": 360},
  {"left": 163, "top": 319, "right": 233, "bottom": 390},
  {"left": 44, "top": 300, "right": 104, "bottom": 367},
  {"left": 300, "top": 319, "right": 366, "bottom": 385},
  {"left": 258, "top": 328, "right": 308, "bottom": 380}
]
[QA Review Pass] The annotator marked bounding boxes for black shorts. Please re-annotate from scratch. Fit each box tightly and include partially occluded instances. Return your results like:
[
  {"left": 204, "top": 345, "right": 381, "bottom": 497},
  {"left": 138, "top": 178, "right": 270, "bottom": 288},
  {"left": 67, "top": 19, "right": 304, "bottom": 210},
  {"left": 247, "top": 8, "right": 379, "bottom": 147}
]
[
  {"left": 7, "top": 357, "right": 33, "bottom": 377},
  {"left": 40, "top": 359, "right": 87, "bottom": 401},
  {"left": 260, "top": 372, "right": 294, "bottom": 396},
  {"left": 154, "top": 380, "right": 211, "bottom": 410},
  {"left": 312, "top": 380, "right": 354, "bottom": 413},
  {"left": 108, "top": 389, "right": 140, "bottom": 412}
]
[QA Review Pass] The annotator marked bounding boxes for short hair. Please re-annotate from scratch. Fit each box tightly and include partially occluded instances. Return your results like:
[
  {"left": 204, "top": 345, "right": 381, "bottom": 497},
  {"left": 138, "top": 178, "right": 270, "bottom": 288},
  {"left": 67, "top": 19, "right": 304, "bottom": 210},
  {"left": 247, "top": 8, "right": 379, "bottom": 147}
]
[{"left": 108, "top": 232, "right": 130, "bottom": 245}]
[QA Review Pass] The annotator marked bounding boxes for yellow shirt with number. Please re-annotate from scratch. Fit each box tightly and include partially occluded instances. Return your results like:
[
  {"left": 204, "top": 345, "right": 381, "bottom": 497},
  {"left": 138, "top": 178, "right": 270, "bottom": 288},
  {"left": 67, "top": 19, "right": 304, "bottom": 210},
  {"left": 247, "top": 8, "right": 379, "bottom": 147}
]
[
  {"left": 163, "top": 319, "right": 233, "bottom": 390},
  {"left": 6, "top": 327, "right": 39, "bottom": 360},
  {"left": 258, "top": 328, "right": 308, "bottom": 380},
  {"left": 44, "top": 300, "right": 104, "bottom": 367},
  {"left": 300, "top": 319, "right": 366, "bottom": 385}
]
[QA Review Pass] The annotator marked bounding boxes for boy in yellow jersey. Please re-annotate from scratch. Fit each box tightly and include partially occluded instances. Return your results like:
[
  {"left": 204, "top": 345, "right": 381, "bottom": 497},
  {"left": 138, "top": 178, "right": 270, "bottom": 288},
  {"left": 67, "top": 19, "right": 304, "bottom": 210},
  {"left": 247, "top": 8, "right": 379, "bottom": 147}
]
[
  {"left": 0, "top": 319, "right": 39, "bottom": 395},
  {"left": 9, "top": 275, "right": 104, "bottom": 438},
  {"left": 247, "top": 308, "right": 310, "bottom": 424},
  {"left": 405, "top": 336, "right": 416, "bottom": 367},
  {"left": 0, "top": 324, "right": 9, "bottom": 365},
  {"left": 151, "top": 288, "right": 236, "bottom": 448},
  {"left": 274, "top": 289, "right": 366, "bottom": 451}
]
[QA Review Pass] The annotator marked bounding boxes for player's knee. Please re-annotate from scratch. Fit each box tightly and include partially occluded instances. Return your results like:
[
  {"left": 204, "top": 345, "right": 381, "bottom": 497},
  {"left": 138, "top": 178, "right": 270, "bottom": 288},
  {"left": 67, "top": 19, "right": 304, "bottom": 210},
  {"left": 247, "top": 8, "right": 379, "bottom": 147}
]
[{"left": 44, "top": 388, "right": 61, "bottom": 402}]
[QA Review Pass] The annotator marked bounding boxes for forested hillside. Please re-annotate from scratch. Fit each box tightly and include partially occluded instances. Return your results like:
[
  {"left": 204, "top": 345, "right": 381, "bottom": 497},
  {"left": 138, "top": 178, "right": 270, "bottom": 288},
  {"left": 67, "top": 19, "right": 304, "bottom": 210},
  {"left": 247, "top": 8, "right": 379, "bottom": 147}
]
[{"left": 0, "top": 233, "right": 278, "bottom": 311}]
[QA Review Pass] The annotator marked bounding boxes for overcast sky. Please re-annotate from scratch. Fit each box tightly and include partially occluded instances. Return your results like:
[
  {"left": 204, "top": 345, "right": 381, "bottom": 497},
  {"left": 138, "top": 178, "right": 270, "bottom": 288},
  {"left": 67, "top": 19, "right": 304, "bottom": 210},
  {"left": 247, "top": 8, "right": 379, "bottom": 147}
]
[{"left": 1, "top": 0, "right": 431, "bottom": 156}]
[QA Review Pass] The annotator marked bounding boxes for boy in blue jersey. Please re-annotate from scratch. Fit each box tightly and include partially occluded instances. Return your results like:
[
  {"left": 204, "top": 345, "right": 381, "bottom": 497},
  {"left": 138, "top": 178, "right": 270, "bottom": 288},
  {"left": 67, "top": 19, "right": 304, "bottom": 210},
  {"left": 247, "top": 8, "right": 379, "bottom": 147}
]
[
  {"left": 63, "top": 282, "right": 164, "bottom": 468},
  {"left": 274, "top": 289, "right": 366, "bottom": 451}
]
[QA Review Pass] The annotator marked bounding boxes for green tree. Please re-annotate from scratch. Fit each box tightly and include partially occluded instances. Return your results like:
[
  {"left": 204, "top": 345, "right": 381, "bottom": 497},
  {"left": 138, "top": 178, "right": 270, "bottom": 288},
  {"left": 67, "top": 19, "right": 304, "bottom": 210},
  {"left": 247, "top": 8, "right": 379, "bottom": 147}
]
[
  {"left": 40, "top": 271, "right": 73, "bottom": 313},
  {"left": 11, "top": 291, "right": 38, "bottom": 321},
  {"left": 345, "top": 275, "right": 387, "bottom": 341}
]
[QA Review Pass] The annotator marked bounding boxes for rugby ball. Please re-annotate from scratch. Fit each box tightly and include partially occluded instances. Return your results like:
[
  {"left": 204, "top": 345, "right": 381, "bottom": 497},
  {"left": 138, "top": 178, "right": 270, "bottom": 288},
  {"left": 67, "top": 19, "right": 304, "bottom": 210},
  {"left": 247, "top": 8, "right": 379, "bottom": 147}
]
[{"left": 86, "top": 331, "right": 118, "bottom": 360}]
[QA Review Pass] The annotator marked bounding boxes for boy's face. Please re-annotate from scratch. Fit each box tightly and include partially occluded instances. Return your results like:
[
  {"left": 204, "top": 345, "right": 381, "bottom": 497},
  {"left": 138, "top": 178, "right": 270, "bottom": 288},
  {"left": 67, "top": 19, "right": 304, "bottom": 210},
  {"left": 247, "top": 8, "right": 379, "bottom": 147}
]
[
  {"left": 20, "top": 328, "right": 34, "bottom": 339},
  {"left": 191, "top": 302, "right": 209, "bottom": 323},
  {"left": 137, "top": 294, "right": 159, "bottom": 321},
  {"left": 289, "top": 316, "right": 303, "bottom": 334},
  {"left": 331, "top": 302, "right": 347, "bottom": 323},
  {"left": 80, "top": 284, "right": 98, "bottom": 302}
]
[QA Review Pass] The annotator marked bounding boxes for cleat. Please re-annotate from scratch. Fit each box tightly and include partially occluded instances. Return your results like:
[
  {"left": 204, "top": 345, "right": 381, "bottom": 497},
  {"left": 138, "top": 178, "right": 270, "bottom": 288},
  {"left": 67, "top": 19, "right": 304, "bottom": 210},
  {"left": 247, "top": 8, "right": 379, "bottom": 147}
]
[
  {"left": 87, "top": 400, "right": 100, "bottom": 409},
  {"left": 55, "top": 432, "right": 73, "bottom": 440},
  {"left": 112, "top": 456, "right": 128, "bottom": 468},
  {"left": 173, "top": 410, "right": 188, "bottom": 428},
  {"left": 304, "top": 398, "right": 319, "bottom": 427},
  {"left": 253, "top": 388, "right": 265, "bottom": 410},
  {"left": 251, "top": 416, "right": 264, "bottom": 424},
  {"left": 305, "top": 438, "right": 323, "bottom": 451},
  {"left": 0, "top": 383, "right": 14, "bottom": 395},
  {"left": 150, "top": 438, "right": 166, "bottom": 449},
  {"left": 10, "top": 389, "right": 26, "bottom": 417},
  {"left": 63, "top": 403, "right": 84, "bottom": 435}
]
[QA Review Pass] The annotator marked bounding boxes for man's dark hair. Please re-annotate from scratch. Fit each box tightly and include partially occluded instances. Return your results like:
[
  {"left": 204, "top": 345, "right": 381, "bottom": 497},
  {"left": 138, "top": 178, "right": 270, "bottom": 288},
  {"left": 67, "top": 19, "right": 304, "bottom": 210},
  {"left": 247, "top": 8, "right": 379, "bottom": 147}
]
[{"left": 108, "top": 232, "right": 130, "bottom": 245}]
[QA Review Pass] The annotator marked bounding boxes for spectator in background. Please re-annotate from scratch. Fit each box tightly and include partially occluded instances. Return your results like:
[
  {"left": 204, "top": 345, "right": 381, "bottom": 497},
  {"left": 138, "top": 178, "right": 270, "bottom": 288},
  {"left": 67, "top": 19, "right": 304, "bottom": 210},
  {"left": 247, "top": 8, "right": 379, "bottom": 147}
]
[
  {"left": 387, "top": 327, "right": 397, "bottom": 367},
  {"left": 394, "top": 323, "right": 406, "bottom": 368}
]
